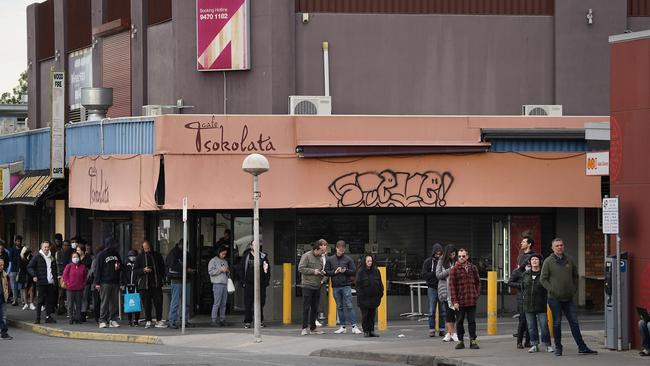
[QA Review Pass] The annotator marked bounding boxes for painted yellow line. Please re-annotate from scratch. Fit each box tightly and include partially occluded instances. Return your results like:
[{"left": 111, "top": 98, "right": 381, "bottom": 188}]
[{"left": 8, "top": 319, "right": 161, "bottom": 344}]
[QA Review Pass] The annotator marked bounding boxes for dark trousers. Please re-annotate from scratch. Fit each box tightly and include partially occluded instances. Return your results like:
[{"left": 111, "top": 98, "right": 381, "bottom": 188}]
[
  {"left": 35, "top": 284, "right": 57, "bottom": 321},
  {"left": 517, "top": 308, "right": 530, "bottom": 344},
  {"left": 456, "top": 306, "right": 477, "bottom": 341},
  {"left": 0, "top": 299, "right": 7, "bottom": 336},
  {"left": 360, "top": 306, "right": 377, "bottom": 333},
  {"left": 244, "top": 284, "right": 266, "bottom": 323},
  {"left": 302, "top": 287, "right": 321, "bottom": 330},
  {"left": 140, "top": 287, "right": 163, "bottom": 322},
  {"left": 57, "top": 284, "right": 67, "bottom": 313},
  {"left": 92, "top": 290, "right": 100, "bottom": 321},
  {"left": 67, "top": 290, "right": 82, "bottom": 322},
  {"left": 547, "top": 298, "right": 587, "bottom": 351}
]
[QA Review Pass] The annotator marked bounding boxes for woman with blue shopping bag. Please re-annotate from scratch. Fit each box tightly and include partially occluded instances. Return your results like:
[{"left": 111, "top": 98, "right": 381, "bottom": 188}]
[{"left": 122, "top": 250, "right": 141, "bottom": 326}]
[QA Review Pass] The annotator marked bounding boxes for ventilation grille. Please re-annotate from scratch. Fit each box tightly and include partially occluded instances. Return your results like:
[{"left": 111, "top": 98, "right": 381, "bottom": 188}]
[{"left": 68, "top": 107, "right": 86, "bottom": 123}]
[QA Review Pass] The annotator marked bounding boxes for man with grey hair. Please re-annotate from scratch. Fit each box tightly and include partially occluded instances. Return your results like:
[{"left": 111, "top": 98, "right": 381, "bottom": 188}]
[{"left": 540, "top": 238, "right": 597, "bottom": 356}]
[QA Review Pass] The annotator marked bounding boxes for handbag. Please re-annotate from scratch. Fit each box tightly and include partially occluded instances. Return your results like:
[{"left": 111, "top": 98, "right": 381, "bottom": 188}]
[
  {"left": 227, "top": 278, "right": 236, "bottom": 294},
  {"left": 123, "top": 288, "right": 142, "bottom": 313}
]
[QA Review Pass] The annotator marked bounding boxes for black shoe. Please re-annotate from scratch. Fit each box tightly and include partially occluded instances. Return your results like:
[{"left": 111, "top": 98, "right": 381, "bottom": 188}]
[
  {"left": 555, "top": 348, "right": 563, "bottom": 356},
  {"left": 1, "top": 334, "right": 13, "bottom": 340},
  {"left": 363, "top": 332, "right": 371, "bottom": 338},
  {"left": 80, "top": 312, "right": 87, "bottom": 323},
  {"left": 439, "top": 331, "right": 445, "bottom": 337},
  {"left": 244, "top": 323, "right": 251, "bottom": 329},
  {"left": 524, "top": 342, "right": 532, "bottom": 348},
  {"left": 168, "top": 323, "right": 179, "bottom": 329},
  {"left": 578, "top": 348, "right": 598, "bottom": 355},
  {"left": 512, "top": 333, "right": 518, "bottom": 337},
  {"left": 470, "top": 340, "right": 480, "bottom": 349},
  {"left": 368, "top": 331, "right": 379, "bottom": 337},
  {"left": 11, "top": 302, "right": 18, "bottom": 307},
  {"left": 69, "top": 319, "right": 74, "bottom": 325},
  {"left": 455, "top": 340, "right": 466, "bottom": 349},
  {"left": 211, "top": 321, "right": 219, "bottom": 327},
  {"left": 45, "top": 316, "right": 56, "bottom": 324},
  {"left": 219, "top": 320, "right": 226, "bottom": 327},
  {"left": 516, "top": 343, "right": 524, "bottom": 349},
  {"left": 260, "top": 322, "right": 266, "bottom": 328}
]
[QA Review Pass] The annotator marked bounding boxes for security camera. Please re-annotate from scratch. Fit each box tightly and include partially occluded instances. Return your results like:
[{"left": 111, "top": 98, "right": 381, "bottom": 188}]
[{"left": 302, "top": 13, "right": 310, "bottom": 24}]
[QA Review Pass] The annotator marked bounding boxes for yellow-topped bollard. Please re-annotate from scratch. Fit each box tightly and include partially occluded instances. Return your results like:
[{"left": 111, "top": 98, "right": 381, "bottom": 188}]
[
  {"left": 487, "top": 271, "right": 497, "bottom": 335},
  {"left": 547, "top": 304, "right": 553, "bottom": 338},
  {"left": 378, "top": 266, "right": 387, "bottom": 331},
  {"left": 328, "top": 278, "right": 337, "bottom": 327},
  {"left": 283, "top": 263, "right": 292, "bottom": 325}
]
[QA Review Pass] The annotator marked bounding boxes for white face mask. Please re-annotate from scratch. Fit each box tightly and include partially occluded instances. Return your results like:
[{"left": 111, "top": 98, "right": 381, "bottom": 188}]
[{"left": 72, "top": 257, "right": 80, "bottom": 264}]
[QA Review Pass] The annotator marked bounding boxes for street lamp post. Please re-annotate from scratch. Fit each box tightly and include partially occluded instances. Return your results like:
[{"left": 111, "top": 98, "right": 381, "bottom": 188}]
[{"left": 242, "top": 153, "right": 270, "bottom": 343}]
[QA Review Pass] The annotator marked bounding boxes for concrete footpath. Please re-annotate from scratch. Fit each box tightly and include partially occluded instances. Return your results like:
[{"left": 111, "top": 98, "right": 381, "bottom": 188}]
[{"left": 6, "top": 306, "right": 646, "bottom": 366}]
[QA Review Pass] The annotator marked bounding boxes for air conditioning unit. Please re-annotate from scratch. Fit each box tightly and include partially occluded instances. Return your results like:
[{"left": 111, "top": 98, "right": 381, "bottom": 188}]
[
  {"left": 142, "top": 105, "right": 178, "bottom": 116},
  {"left": 522, "top": 104, "right": 563, "bottom": 116},
  {"left": 289, "top": 96, "right": 331, "bottom": 115}
]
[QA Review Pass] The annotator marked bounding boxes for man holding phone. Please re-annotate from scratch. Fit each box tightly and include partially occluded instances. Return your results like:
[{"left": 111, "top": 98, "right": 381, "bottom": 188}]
[
  {"left": 325, "top": 240, "right": 361, "bottom": 334},
  {"left": 298, "top": 239, "right": 327, "bottom": 335}
]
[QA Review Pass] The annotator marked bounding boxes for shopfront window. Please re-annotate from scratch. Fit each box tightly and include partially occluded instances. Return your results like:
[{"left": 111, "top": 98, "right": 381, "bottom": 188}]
[{"left": 158, "top": 217, "right": 183, "bottom": 256}]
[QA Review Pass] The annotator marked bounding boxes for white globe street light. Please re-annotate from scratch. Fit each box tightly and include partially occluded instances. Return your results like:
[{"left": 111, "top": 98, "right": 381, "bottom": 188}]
[{"left": 241, "top": 153, "right": 269, "bottom": 343}]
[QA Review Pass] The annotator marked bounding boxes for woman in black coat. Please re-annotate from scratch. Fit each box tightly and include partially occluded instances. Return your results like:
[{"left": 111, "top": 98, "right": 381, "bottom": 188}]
[{"left": 355, "top": 254, "right": 384, "bottom": 337}]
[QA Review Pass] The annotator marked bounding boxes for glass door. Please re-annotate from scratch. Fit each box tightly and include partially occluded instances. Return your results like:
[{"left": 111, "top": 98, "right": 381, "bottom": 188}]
[{"left": 196, "top": 214, "right": 216, "bottom": 314}]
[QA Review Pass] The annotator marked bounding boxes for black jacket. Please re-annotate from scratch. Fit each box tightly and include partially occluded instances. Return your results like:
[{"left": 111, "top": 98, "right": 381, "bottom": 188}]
[
  {"left": 421, "top": 244, "right": 443, "bottom": 288},
  {"left": 355, "top": 265, "right": 384, "bottom": 309},
  {"left": 508, "top": 267, "right": 525, "bottom": 306},
  {"left": 122, "top": 261, "right": 137, "bottom": 286},
  {"left": 94, "top": 248, "right": 122, "bottom": 285},
  {"left": 165, "top": 245, "right": 194, "bottom": 283},
  {"left": 27, "top": 252, "right": 58, "bottom": 286},
  {"left": 18, "top": 252, "right": 33, "bottom": 285},
  {"left": 239, "top": 249, "right": 270, "bottom": 288},
  {"left": 522, "top": 269, "right": 547, "bottom": 314},
  {"left": 324, "top": 254, "right": 356, "bottom": 288},
  {"left": 134, "top": 251, "right": 166, "bottom": 290}
]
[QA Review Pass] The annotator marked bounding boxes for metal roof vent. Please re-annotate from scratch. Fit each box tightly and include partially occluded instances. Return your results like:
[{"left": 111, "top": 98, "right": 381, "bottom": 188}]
[{"left": 81, "top": 87, "right": 113, "bottom": 121}]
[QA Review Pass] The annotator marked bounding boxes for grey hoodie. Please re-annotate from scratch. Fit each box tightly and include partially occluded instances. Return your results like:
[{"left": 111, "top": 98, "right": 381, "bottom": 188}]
[{"left": 208, "top": 256, "right": 229, "bottom": 284}]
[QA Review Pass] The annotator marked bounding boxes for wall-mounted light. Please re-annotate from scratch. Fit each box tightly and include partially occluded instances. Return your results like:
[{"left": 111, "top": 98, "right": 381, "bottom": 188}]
[
  {"left": 92, "top": 37, "right": 99, "bottom": 49},
  {"left": 54, "top": 49, "right": 60, "bottom": 61},
  {"left": 28, "top": 59, "right": 33, "bottom": 69},
  {"left": 131, "top": 24, "right": 137, "bottom": 39},
  {"left": 587, "top": 9, "right": 594, "bottom": 25}
]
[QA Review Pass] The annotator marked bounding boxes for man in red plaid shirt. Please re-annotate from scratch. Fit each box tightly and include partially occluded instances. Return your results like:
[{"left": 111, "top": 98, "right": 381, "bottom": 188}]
[{"left": 448, "top": 248, "right": 481, "bottom": 349}]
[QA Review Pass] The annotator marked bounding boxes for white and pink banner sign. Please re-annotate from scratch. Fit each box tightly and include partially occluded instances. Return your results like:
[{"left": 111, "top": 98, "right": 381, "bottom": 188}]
[{"left": 196, "top": 0, "right": 250, "bottom": 71}]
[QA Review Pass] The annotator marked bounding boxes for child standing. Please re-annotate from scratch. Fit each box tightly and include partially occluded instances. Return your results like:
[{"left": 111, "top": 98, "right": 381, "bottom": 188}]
[{"left": 122, "top": 250, "right": 141, "bottom": 326}]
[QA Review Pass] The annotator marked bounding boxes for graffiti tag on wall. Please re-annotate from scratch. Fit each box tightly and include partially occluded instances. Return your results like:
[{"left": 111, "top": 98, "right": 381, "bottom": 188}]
[{"left": 329, "top": 170, "right": 454, "bottom": 208}]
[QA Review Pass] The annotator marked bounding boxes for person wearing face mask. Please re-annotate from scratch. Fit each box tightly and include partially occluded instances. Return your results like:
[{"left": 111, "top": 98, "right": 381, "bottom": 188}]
[
  {"left": 75, "top": 240, "right": 92, "bottom": 322},
  {"left": 62, "top": 252, "right": 88, "bottom": 324},
  {"left": 28, "top": 241, "right": 58, "bottom": 324},
  {"left": 122, "top": 250, "right": 141, "bottom": 326}
]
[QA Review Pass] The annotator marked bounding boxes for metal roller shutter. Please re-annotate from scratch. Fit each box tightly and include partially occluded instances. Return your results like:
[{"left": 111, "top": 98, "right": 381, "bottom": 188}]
[{"left": 102, "top": 31, "right": 131, "bottom": 118}]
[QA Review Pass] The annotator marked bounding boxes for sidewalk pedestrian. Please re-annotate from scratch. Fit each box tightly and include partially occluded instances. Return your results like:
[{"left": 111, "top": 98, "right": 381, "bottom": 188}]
[
  {"left": 134, "top": 240, "right": 166, "bottom": 329},
  {"left": 8, "top": 235, "right": 23, "bottom": 306},
  {"left": 540, "top": 238, "right": 597, "bottom": 356},
  {"left": 325, "top": 240, "right": 362, "bottom": 335},
  {"left": 208, "top": 245, "right": 229, "bottom": 327},
  {"left": 166, "top": 239, "right": 195, "bottom": 329},
  {"left": 28, "top": 240, "right": 58, "bottom": 324},
  {"left": 508, "top": 266, "right": 530, "bottom": 348},
  {"left": 54, "top": 234, "right": 72, "bottom": 316},
  {"left": 0, "top": 258, "right": 13, "bottom": 339},
  {"left": 240, "top": 241, "right": 270, "bottom": 329},
  {"left": 639, "top": 313, "right": 650, "bottom": 356},
  {"left": 18, "top": 246, "right": 35, "bottom": 310},
  {"left": 316, "top": 240, "right": 330, "bottom": 327},
  {"left": 122, "top": 250, "right": 140, "bottom": 327},
  {"left": 94, "top": 237, "right": 122, "bottom": 329},
  {"left": 87, "top": 248, "right": 100, "bottom": 324},
  {"left": 448, "top": 248, "right": 480, "bottom": 350},
  {"left": 298, "top": 240, "right": 326, "bottom": 335},
  {"left": 521, "top": 254, "right": 553, "bottom": 353},
  {"left": 62, "top": 252, "right": 88, "bottom": 324},
  {"left": 356, "top": 254, "right": 383, "bottom": 338},
  {"left": 422, "top": 243, "right": 445, "bottom": 337},
  {"left": 76, "top": 241, "right": 92, "bottom": 322},
  {"left": 436, "top": 244, "right": 458, "bottom": 342}
]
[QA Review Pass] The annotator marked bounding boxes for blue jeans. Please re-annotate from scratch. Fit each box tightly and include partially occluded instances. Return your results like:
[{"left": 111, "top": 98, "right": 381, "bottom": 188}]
[
  {"left": 332, "top": 286, "right": 357, "bottom": 326},
  {"left": 0, "top": 298, "right": 7, "bottom": 336},
  {"left": 525, "top": 312, "right": 550, "bottom": 346},
  {"left": 427, "top": 287, "right": 445, "bottom": 330},
  {"left": 169, "top": 282, "right": 191, "bottom": 325},
  {"left": 211, "top": 283, "right": 228, "bottom": 322},
  {"left": 547, "top": 298, "right": 587, "bottom": 351},
  {"left": 640, "top": 320, "right": 650, "bottom": 349},
  {"left": 8, "top": 272, "right": 20, "bottom": 303}
]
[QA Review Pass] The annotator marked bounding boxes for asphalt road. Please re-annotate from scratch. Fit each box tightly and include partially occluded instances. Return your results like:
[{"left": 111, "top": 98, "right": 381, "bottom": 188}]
[{"left": 0, "top": 328, "right": 392, "bottom": 366}]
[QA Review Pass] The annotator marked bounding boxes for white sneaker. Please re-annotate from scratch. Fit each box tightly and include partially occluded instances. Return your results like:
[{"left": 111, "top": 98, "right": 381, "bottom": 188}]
[
  {"left": 315, "top": 320, "right": 322, "bottom": 327},
  {"left": 442, "top": 333, "right": 452, "bottom": 342},
  {"left": 109, "top": 320, "right": 120, "bottom": 328},
  {"left": 546, "top": 345, "right": 554, "bottom": 353},
  {"left": 528, "top": 345, "right": 539, "bottom": 353},
  {"left": 29, "top": 303, "right": 36, "bottom": 310},
  {"left": 451, "top": 333, "right": 459, "bottom": 342},
  {"left": 334, "top": 326, "right": 347, "bottom": 334},
  {"left": 99, "top": 322, "right": 107, "bottom": 328},
  {"left": 351, "top": 326, "right": 363, "bottom": 334},
  {"left": 41, "top": 306, "right": 45, "bottom": 311},
  {"left": 155, "top": 321, "right": 167, "bottom": 328},
  {"left": 301, "top": 328, "right": 310, "bottom": 336},
  {"left": 145, "top": 321, "right": 152, "bottom": 329},
  {"left": 22, "top": 304, "right": 29, "bottom": 310}
]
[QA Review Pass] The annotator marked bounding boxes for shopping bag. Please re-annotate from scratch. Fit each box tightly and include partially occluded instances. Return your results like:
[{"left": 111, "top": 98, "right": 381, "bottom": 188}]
[
  {"left": 227, "top": 278, "right": 236, "bottom": 294},
  {"left": 123, "top": 288, "right": 142, "bottom": 313}
]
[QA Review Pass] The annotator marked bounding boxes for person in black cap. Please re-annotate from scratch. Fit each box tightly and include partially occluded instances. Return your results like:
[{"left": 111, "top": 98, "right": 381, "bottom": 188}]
[
  {"left": 122, "top": 249, "right": 140, "bottom": 326},
  {"left": 94, "top": 237, "right": 122, "bottom": 329},
  {"left": 239, "top": 241, "right": 270, "bottom": 328}
]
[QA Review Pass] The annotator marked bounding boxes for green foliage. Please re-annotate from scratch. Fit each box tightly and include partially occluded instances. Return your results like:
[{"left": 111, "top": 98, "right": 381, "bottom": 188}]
[{"left": 0, "top": 70, "right": 28, "bottom": 104}]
